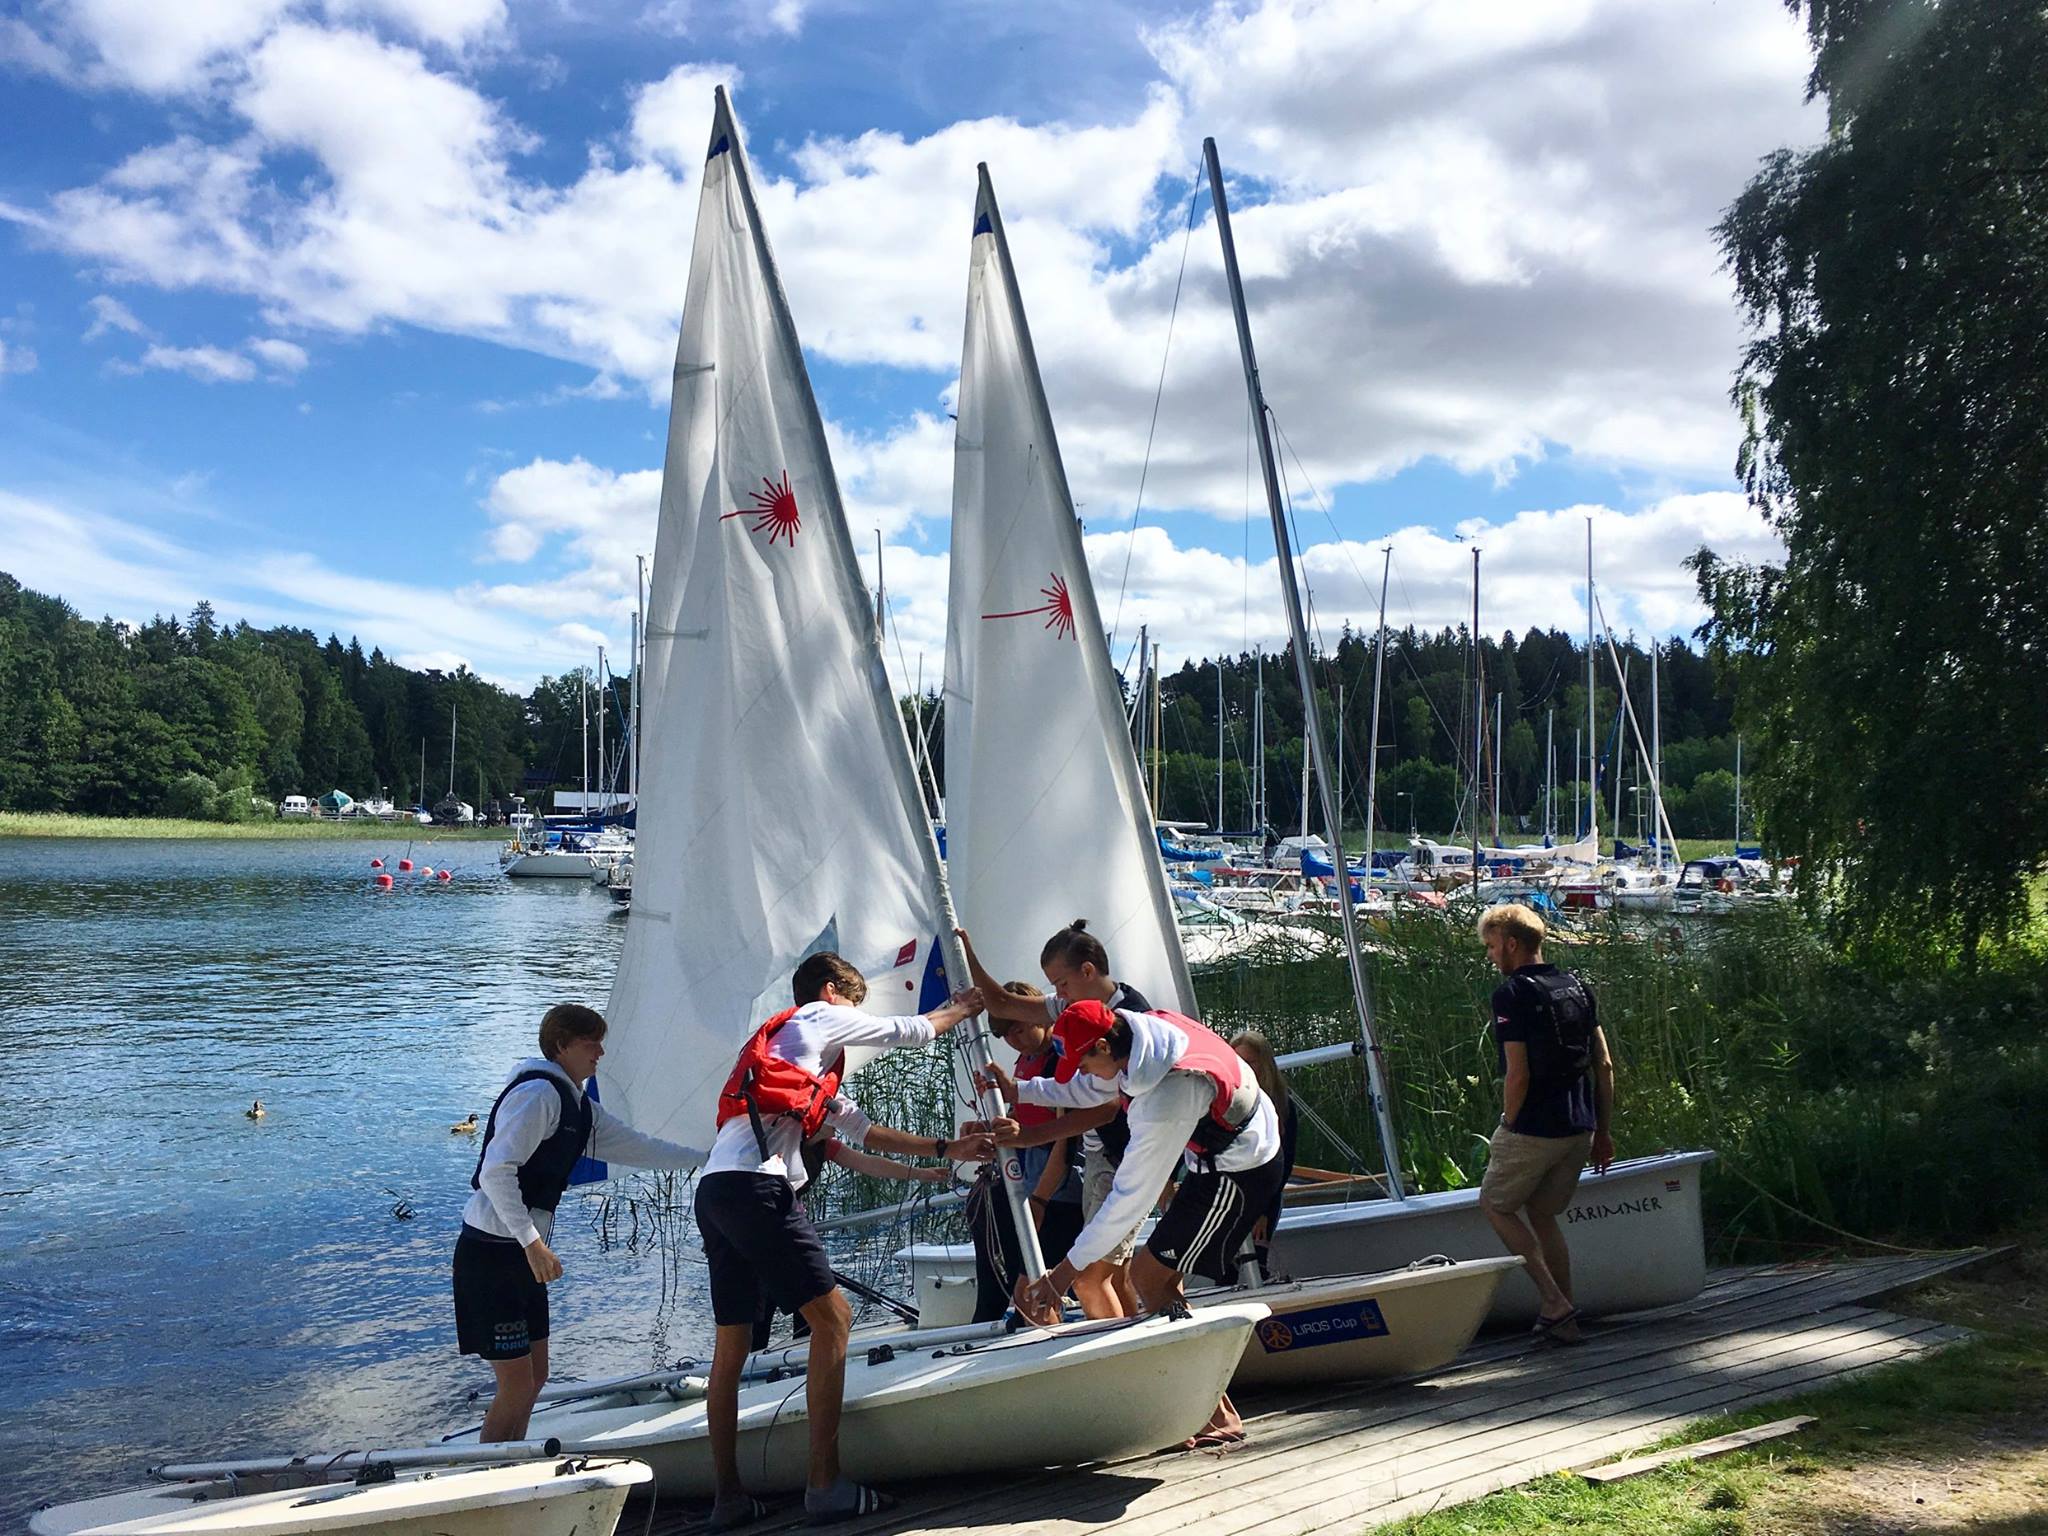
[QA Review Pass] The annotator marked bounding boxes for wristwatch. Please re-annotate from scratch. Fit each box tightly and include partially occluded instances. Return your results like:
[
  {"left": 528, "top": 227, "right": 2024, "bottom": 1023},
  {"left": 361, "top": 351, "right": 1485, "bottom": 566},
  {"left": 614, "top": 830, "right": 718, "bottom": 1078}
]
[{"left": 933, "top": 1136, "right": 948, "bottom": 1159}]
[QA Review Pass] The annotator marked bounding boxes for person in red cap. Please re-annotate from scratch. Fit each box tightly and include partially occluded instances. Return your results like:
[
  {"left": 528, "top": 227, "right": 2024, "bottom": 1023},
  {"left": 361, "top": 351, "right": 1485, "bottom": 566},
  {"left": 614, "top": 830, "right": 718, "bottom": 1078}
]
[{"left": 995, "top": 997, "right": 1283, "bottom": 1447}]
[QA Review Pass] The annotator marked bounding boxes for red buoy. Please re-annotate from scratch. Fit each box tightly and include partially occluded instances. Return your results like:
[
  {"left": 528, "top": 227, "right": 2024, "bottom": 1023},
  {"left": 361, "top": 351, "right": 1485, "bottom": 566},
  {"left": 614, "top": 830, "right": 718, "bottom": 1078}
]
[
  {"left": 436, "top": 868, "right": 453, "bottom": 882},
  {"left": 374, "top": 873, "right": 394, "bottom": 890},
  {"left": 398, "top": 859, "right": 414, "bottom": 872},
  {"left": 370, "top": 858, "right": 384, "bottom": 869}
]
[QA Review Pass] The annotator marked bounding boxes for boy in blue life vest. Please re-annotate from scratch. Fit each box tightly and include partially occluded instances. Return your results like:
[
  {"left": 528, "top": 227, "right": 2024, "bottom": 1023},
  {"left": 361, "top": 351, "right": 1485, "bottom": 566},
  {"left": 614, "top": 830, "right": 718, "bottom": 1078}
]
[
  {"left": 455, "top": 1002, "right": 708, "bottom": 1442},
  {"left": 697, "top": 951, "right": 990, "bottom": 1529},
  {"left": 1478, "top": 903, "right": 1617, "bottom": 1343}
]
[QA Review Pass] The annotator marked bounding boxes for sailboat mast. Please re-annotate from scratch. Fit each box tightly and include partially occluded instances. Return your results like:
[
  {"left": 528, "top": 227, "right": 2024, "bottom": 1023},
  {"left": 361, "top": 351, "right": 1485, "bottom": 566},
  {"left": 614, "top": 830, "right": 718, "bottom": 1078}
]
[
  {"left": 448, "top": 701, "right": 456, "bottom": 802},
  {"left": 633, "top": 554, "right": 644, "bottom": 806},
  {"left": 1215, "top": 658, "right": 1224, "bottom": 829},
  {"left": 1362, "top": 547, "right": 1391, "bottom": 868},
  {"left": 1650, "top": 639, "right": 1663, "bottom": 870},
  {"left": 1586, "top": 520, "right": 1597, "bottom": 845},
  {"left": 580, "top": 668, "right": 589, "bottom": 816},
  {"left": 1491, "top": 692, "right": 1502, "bottom": 847},
  {"left": 1544, "top": 708, "right": 1554, "bottom": 841},
  {"left": 1471, "top": 547, "right": 1482, "bottom": 890},
  {"left": 1152, "top": 641, "right": 1164, "bottom": 811},
  {"left": 1253, "top": 646, "right": 1263, "bottom": 832},
  {"left": 1204, "top": 136, "right": 1405, "bottom": 1198},
  {"left": 598, "top": 646, "right": 608, "bottom": 815},
  {"left": 1734, "top": 734, "right": 1743, "bottom": 850}
]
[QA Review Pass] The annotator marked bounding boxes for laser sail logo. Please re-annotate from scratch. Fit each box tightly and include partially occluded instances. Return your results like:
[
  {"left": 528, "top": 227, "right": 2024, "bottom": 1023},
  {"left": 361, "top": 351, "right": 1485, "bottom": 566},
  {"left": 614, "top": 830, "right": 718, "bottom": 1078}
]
[
  {"left": 722, "top": 471, "right": 801, "bottom": 546},
  {"left": 983, "top": 571, "right": 1076, "bottom": 640}
]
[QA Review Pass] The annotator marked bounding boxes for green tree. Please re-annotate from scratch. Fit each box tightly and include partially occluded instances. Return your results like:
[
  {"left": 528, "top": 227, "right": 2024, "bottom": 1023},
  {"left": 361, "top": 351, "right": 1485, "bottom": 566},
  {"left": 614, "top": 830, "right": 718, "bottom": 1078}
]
[{"left": 1695, "top": 0, "right": 2048, "bottom": 953}]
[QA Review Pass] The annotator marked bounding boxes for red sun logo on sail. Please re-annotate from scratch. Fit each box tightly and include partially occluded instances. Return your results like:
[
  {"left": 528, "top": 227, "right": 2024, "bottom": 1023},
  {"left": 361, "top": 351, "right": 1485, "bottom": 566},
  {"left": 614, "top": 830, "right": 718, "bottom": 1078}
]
[
  {"left": 722, "top": 472, "right": 801, "bottom": 546},
  {"left": 983, "top": 571, "right": 1076, "bottom": 640}
]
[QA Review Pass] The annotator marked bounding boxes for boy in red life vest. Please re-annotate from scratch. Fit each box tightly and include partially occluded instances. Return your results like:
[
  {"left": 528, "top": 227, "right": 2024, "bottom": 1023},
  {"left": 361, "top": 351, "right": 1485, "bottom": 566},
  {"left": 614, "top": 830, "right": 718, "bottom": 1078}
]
[
  {"left": 696, "top": 951, "right": 990, "bottom": 1529},
  {"left": 455, "top": 1003, "right": 707, "bottom": 1443},
  {"left": 1011, "top": 1000, "right": 1284, "bottom": 1448}
]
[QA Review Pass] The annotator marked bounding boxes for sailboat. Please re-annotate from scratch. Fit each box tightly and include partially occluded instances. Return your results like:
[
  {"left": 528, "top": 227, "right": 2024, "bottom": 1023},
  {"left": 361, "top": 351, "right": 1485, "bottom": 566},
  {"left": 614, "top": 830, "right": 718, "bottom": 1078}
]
[
  {"left": 1197, "top": 137, "right": 1714, "bottom": 1325},
  {"left": 455, "top": 90, "right": 1265, "bottom": 1496},
  {"left": 896, "top": 166, "right": 1518, "bottom": 1388}
]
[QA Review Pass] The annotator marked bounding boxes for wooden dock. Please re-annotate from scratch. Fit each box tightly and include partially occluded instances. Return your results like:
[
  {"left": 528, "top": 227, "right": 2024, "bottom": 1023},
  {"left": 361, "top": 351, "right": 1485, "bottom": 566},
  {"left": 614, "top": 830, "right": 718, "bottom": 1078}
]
[{"left": 640, "top": 1250, "right": 1990, "bottom": 1536}]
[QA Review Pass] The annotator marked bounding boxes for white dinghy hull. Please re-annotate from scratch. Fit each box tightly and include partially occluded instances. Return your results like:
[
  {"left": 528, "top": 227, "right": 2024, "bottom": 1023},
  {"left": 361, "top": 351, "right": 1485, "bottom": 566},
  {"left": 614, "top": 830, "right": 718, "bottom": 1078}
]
[
  {"left": 30, "top": 1457, "right": 649, "bottom": 1536},
  {"left": 900, "top": 1152, "right": 1713, "bottom": 1330},
  {"left": 486, "top": 1303, "right": 1267, "bottom": 1497},
  {"left": 1222, "top": 1256, "right": 1521, "bottom": 1390},
  {"left": 1267, "top": 1151, "right": 1714, "bottom": 1326}
]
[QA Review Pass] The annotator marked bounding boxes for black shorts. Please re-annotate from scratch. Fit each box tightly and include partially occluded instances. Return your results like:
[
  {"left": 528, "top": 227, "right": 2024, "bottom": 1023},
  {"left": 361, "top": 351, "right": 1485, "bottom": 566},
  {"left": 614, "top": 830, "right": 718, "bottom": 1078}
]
[
  {"left": 1145, "top": 1153, "right": 1288, "bottom": 1285},
  {"left": 696, "top": 1171, "right": 836, "bottom": 1329},
  {"left": 453, "top": 1224, "right": 548, "bottom": 1361}
]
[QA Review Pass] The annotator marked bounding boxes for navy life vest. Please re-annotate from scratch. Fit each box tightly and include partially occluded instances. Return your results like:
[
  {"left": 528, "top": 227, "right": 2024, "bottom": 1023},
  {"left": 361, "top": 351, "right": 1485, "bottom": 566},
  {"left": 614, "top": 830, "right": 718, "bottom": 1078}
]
[
  {"left": 1511, "top": 969, "right": 1597, "bottom": 1084},
  {"left": 471, "top": 1068, "right": 594, "bottom": 1216}
]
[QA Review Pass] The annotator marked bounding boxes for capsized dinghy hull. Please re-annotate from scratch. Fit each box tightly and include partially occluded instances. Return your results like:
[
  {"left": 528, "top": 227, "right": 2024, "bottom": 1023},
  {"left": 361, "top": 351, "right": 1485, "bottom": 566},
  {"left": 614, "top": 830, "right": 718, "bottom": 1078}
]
[
  {"left": 29, "top": 1457, "right": 649, "bottom": 1536},
  {"left": 899, "top": 1152, "right": 1713, "bottom": 1329},
  {"left": 480, "top": 1302, "right": 1267, "bottom": 1496},
  {"left": 1221, "top": 1256, "right": 1521, "bottom": 1389}
]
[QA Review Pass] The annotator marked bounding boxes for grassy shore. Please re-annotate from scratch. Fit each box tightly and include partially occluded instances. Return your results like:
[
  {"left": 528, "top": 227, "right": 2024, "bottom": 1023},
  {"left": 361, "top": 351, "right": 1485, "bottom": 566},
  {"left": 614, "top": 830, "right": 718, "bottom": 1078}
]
[
  {"left": 0, "top": 811, "right": 507, "bottom": 840},
  {"left": 1371, "top": 1236, "right": 2048, "bottom": 1536}
]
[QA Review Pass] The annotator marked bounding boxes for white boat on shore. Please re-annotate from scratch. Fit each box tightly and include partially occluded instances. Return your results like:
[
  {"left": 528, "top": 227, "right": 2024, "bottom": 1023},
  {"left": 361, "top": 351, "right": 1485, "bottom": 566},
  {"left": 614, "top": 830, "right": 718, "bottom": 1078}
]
[
  {"left": 31, "top": 1450, "right": 648, "bottom": 1536},
  {"left": 900, "top": 1150, "right": 1707, "bottom": 1330},
  {"left": 455, "top": 1304, "right": 1267, "bottom": 1496}
]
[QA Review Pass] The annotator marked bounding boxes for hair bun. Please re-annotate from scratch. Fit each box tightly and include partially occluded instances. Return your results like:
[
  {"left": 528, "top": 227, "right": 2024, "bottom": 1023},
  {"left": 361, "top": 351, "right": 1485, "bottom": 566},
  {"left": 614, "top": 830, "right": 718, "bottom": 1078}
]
[{"left": 1068, "top": 918, "right": 1089, "bottom": 932}]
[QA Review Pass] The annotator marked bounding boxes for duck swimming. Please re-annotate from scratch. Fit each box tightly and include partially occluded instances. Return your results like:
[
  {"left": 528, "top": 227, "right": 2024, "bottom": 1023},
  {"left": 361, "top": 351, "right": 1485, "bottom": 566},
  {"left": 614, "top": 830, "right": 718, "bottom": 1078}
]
[
  {"left": 245, "top": 1100, "right": 266, "bottom": 1120},
  {"left": 450, "top": 1113, "right": 478, "bottom": 1135}
]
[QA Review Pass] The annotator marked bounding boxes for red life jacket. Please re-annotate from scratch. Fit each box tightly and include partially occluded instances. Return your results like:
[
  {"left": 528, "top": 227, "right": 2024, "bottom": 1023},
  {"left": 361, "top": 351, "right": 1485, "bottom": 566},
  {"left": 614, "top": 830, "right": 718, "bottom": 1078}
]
[
  {"left": 1119, "top": 1010, "right": 1261, "bottom": 1165},
  {"left": 1012, "top": 1041, "right": 1061, "bottom": 1129},
  {"left": 716, "top": 1006, "right": 844, "bottom": 1157}
]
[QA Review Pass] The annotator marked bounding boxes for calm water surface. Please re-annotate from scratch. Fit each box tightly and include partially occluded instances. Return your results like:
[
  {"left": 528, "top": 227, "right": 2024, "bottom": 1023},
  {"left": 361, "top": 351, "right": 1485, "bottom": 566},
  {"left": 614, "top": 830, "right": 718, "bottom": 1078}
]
[{"left": 0, "top": 837, "right": 716, "bottom": 1528}]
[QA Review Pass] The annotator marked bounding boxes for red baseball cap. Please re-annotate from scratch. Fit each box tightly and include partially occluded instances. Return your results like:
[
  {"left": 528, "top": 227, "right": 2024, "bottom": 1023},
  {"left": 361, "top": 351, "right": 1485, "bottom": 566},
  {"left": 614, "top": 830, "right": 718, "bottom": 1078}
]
[{"left": 1051, "top": 1000, "right": 1118, "bottom": 1081}]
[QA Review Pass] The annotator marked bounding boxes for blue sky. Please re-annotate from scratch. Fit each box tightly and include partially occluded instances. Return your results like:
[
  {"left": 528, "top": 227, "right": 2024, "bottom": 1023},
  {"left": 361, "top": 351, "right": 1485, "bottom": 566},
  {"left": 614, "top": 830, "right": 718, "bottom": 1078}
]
[{"left": 0, "top": 0, "right": 1820, "bottom": 685}]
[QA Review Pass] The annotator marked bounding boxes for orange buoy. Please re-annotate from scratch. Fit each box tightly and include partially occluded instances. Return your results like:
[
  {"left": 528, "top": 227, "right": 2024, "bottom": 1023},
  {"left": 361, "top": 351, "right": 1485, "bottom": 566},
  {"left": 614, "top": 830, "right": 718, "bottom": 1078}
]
[
  {"left": 436, "top": 868, "right": 453, "bottom": 882},
  {"left": 398, "top": 859, "right": 414, "bottom": 872},
  {"left": 374, "top": 873, "right": 394, "bottom": 890}
]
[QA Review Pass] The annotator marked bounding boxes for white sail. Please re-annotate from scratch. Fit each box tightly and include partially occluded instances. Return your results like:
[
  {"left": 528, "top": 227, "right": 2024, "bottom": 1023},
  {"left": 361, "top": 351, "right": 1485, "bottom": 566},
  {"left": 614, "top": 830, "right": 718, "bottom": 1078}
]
[
  {"left": 601, "top": 88, "right": 950, "bottom": 1146},
  {"left": 944, "top": 167, "right": 1197, "bottom": 1016}
]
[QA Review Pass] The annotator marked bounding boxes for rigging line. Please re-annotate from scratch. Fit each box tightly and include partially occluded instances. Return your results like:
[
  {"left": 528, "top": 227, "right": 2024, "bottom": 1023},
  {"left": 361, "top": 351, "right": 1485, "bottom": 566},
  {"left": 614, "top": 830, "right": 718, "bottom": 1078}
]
[{"left": 1108, "top": 167, "right": 1205, "bottom": 654}]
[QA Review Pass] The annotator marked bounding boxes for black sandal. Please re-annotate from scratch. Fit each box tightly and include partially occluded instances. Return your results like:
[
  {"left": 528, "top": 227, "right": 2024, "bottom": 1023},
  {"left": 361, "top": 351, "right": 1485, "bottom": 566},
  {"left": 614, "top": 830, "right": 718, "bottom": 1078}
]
[
  {"left": 708, "top": 1494, "right": 770, "bottom": 1532},
  {"left": 805, "top": 1483, "right": 893, "bottom": 1525}
]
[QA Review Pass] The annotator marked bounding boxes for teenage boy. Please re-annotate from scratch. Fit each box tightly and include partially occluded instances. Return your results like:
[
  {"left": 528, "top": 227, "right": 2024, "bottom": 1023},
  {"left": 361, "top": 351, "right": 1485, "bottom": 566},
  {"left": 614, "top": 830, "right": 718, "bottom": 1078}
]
[
  {"left": 1011, "top": 999, "right": 1282, "bottom": 1447},
  {"left": 697, "top": 952, "right": 989, "bottom": 1528},
  {"left": 455, "top": 1002, "right": 707, "bottom": 1442},
  {"left": 1478, "top": 903, "right": 1617, "bottom": 1343}
]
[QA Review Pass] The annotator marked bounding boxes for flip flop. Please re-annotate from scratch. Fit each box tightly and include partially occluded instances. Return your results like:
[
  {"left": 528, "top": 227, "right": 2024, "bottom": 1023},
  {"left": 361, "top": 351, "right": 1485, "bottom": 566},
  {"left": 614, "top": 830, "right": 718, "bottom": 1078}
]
[
  {"left": 1185, "top": 1428, "right": 1247, "bottom": 1450},
  {"left": 708, "top": 1495, "right": 770, "bottom": 1532},
  {"left": 805, "top": 1482, "right": 893, "bottom": 1525},
  {"left": 1532, "top": 1306, "right": 1584, "bottom": 1344}
]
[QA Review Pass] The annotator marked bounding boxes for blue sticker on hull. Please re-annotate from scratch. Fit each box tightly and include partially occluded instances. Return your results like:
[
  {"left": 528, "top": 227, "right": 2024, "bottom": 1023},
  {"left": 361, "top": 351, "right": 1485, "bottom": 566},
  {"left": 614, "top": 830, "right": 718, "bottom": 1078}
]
[{"left": 1254, "top": 1297, "right": 1389, "bottom": 1353}]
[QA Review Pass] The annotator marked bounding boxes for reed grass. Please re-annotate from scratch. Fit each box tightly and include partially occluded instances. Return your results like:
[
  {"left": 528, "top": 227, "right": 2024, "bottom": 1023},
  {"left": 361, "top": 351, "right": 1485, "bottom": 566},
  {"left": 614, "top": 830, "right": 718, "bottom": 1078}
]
[{"left": 1204, "top": 905, "right": 2048, "bottom": 1252}]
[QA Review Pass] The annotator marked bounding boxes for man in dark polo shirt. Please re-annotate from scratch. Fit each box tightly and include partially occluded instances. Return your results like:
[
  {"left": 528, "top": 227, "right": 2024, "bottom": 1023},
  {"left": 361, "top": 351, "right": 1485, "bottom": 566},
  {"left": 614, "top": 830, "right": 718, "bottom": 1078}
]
[{"left": 1478, "top": 903, "right": 1615, "bottom": 1342}]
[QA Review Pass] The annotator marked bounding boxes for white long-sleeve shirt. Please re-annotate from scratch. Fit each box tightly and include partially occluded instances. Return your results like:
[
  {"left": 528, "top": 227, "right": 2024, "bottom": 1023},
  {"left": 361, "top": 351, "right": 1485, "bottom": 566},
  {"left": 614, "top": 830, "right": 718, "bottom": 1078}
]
[
  {"left": 701, "top": 1001, "right": 937, "bottom": 1189},
  {"left": 463, "top": 1057, "right": 707, "bottom": 1247},
  {"left": 1041, "top": 1011, "right": 1280, "bottom": 1273}
]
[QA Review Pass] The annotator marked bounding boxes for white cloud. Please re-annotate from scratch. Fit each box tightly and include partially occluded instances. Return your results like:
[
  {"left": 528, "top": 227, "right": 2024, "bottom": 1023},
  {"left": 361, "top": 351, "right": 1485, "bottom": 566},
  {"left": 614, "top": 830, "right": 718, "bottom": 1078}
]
[
  {"left": 247, "top": 335, "right": 309, "bottom": 372},
  {"left": 55, "top": 0, "right": 295, "bottom": 93},
  {"left": 0, "top": 340, "right": 36, "bottom": 375},
  {"left": 324, "top": 0, "right": 505, "bottom": 52},
  {"left": 83, "top": 293, "right": 152, "bottom": 341},
  {"left": 134, "top": 342, "right": 258, "bottom": 381}
]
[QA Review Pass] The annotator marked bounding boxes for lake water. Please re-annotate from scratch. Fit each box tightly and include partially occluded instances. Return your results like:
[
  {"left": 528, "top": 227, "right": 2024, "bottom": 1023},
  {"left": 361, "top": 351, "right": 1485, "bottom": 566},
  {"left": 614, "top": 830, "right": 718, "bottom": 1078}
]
[{"left": 0, "top": 837, "right": 724, "bottom": 1528}]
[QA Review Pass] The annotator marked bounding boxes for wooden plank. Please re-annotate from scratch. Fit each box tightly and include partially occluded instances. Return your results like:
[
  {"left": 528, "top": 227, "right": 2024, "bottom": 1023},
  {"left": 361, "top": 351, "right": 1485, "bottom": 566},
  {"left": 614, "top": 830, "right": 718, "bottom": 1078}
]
[
  {"left": 930, "top": 1313, "right": 1906, "bottom": 1536},
  {"left": 1082, "top": 1312, "right": 1957, "bottom": 1536},
  {"left": 1579, "top": 1414, "right": 1817, "bottom": 1482}
]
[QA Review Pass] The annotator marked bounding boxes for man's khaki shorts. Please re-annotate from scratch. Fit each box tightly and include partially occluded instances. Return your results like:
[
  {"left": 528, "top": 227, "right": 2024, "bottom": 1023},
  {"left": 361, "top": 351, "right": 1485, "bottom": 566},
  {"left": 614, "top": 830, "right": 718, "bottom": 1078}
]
[
  {"left": 1480, "top": 1125, "right": 1594, "bottom": 1217},
  {"left": 1081, "top": 1157, "right": 1139, "bottom": 1266}
]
